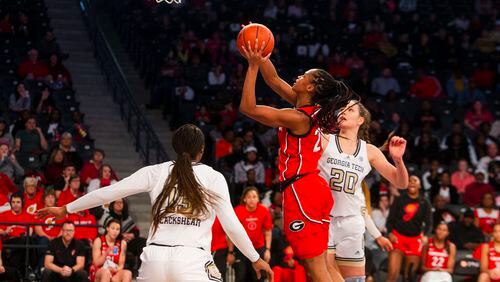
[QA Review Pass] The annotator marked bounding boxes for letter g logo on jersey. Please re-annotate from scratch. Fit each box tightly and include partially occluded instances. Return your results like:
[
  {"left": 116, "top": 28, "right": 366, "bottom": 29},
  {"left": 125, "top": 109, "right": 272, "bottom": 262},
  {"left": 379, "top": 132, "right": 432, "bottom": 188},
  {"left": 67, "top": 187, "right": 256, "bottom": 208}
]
[{"left": 289, "top": 220, "right": 305, "bottom": 232}]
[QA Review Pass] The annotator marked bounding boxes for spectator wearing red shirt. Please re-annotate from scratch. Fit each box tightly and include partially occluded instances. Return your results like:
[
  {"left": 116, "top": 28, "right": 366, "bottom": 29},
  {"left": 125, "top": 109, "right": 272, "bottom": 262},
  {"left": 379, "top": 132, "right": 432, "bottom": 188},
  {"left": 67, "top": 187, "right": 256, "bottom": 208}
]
[
  {"left": 409, "top": 70, "right": 443, "bottom": 99},
  {"left": 230, "top": 187, "right": 272, "bottom": 282},
  {"left": 57, "top": 175, "right": 83, "bottom": 207},
  {"left": 68, "top": 209, "right": 98, "bottom": 245},
  {"left": 464, "top": 100, "right": 494, "bottom": 131},
  {"left": 0, "top": 172, "right": 18, "bottom": 196},
  {"left": 215, "top": 128, "right": 235, "bottom": 160},
  {"left": 474, "top": 193, "right": 499, "bottom": 237},
  {"left": 17, "top": 48, "right": 50, "bottom": 81},
  {"left": 23, "top": 176, "right": 44, "bottom": 215},
  {"left": 211, "top": 217, "right": 229, "bottom": 279},
  {"left": 34, "top": 189, "right": 64, "bottom": 268},
  {"left": 80, "top": 149, "right": 117, "bottom": 185},
  {"left": 464, "top": 170, "right": 495, "bottom": 207},
  {"left": 0, "top": 192, "right": 36, "bottom": 270}
]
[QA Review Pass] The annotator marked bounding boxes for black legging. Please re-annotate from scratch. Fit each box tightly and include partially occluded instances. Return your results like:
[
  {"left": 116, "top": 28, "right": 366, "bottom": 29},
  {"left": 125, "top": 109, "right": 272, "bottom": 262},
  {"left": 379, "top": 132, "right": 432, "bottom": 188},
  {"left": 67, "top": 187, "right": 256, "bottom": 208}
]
[
  {"left": 212, "top": 248, "right": 228, "bottom": 279},
  {"left": 234, "top": 247, "right": 266, "bottom": 282}
]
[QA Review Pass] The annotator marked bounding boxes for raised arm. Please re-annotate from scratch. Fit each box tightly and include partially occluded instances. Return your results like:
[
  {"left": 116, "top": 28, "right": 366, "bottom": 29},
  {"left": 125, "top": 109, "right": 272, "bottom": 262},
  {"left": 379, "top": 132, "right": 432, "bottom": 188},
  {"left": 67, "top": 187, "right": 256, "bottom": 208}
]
[
  {"left": 260, "top": 59, "right": 297, "bottom": 105},
  {"left": 239, "top": 41, "right": 309, "bottom": 134},
  {"left": 368, "top": 137, "right": 409, "bottom": 188}
]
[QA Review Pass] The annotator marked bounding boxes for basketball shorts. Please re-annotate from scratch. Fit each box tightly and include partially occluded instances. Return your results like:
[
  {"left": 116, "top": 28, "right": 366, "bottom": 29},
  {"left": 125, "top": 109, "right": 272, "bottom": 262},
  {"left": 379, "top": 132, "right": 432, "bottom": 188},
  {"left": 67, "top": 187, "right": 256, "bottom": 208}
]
[
  {"left": 328, "top": 215, "right": 365, "bottom": 266},
  {"left": 420, "top": 271, "right": 452, "bottom": 282},
  {"left": 137, "top": 245, "right": 222, "bottom": 282},
  {"left": 392, "top": 230, "right": 423, "bottom": 256},
  {"left": 283, "top": 174, "right": 333, "bottom": 260}
]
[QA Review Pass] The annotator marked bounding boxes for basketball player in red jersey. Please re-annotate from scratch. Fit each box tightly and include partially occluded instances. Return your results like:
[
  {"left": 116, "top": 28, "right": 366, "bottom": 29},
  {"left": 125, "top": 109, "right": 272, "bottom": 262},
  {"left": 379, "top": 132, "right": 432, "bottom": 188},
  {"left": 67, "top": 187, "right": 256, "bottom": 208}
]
[
  {"left": 479, "top": 223, "right": 500, "bottom": 282},
  {"left": 240, "top": 40, "right": 353, "bottom": 282},
  {"left": 420, "top": 222, "right": 455, "bottom": 282}
]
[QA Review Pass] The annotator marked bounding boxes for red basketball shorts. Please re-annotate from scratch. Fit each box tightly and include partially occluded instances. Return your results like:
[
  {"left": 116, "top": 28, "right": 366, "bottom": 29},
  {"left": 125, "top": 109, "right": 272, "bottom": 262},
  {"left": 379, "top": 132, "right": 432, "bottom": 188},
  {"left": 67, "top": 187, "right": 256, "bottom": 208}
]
[
  {"left": 392, "top": 230, "right": 423, "bottom": 256},
  {"left": 283, "top": 174, "right": 333, "bottom": 260}
]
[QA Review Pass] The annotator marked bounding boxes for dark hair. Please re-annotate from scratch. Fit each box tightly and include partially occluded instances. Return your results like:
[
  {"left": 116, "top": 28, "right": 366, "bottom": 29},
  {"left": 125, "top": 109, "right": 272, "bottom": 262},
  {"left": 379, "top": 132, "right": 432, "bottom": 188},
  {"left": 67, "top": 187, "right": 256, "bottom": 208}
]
[
  {"left": 48, "top": 148, "right": 65, "bottom": 165},
  {"left": 240, "top": 186, "right": 259, "bottom": 205},
  {"left": 110, "top": 198, "right": 129, "bottom": 220},
  {"left": 151, "top": 124, "right": 218, "bottom": 236},
  {"left": 62, "top": 221, "right": 75, "bottom": 228},
  {"left": 98, "top": 164, "right": 115, "bottom": 180},
  {"left": 309, "top": 70, "right": 360, "bottom": 134},
  {"left": 10, "top": 191, "right": 24, "bottom": 206},
  {"left": 434, "top": 221, "right": 450, "bottom": 252},
  {"left": 93, "top": 148, "right": 105, "bottom": 158},
  {"left": 104, "top": 218, "right": 122, "bottom": 240}
]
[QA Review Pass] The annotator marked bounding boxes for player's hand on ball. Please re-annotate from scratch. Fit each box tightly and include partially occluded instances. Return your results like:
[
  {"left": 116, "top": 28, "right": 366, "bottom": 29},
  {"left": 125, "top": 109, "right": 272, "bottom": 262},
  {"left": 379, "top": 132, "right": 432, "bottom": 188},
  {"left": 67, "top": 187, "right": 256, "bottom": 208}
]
[
  {"left": 252, "top": 258, "right": 274, "bottom": 281},
  {"left": 389, "top": 136, "right": 406, "bottom": 160},
  {"left": 241, "top": 39, "right": 271, "bottom": 67},
  {"left": 36, "top": 206, "right": 67, "bottom": 219},
  {"left": 376, "top": 236, "right": 394, "bottom": 252}
]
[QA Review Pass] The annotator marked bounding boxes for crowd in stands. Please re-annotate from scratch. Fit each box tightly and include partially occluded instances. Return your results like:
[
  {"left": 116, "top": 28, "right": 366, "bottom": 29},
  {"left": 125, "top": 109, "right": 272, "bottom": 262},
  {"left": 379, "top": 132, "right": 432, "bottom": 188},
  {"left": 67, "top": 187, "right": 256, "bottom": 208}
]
[
  {"left": 0, "top": 0, "right": 146, "bottom": 281},
  {"left": 104, "top": 0, "right": 499, "bottom": 280}
]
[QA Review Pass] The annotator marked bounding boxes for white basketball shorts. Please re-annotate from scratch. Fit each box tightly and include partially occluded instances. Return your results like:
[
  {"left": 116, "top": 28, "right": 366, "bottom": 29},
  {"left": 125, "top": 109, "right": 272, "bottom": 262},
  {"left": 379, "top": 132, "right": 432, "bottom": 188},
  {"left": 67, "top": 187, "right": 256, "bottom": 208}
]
[
  {"left": 328, "top": 215, "right": 365, "bottom": 265},
  {"left": 137, "top": 245, "right": 222, "bottom": 282}
]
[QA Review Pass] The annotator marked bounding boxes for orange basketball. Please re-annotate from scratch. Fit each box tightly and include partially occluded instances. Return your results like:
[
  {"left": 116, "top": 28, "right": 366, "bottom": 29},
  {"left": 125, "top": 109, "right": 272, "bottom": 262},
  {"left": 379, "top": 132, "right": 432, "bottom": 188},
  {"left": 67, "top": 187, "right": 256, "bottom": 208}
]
[{"left": 237, "top": 23, "right": 275, "bottom": 57}]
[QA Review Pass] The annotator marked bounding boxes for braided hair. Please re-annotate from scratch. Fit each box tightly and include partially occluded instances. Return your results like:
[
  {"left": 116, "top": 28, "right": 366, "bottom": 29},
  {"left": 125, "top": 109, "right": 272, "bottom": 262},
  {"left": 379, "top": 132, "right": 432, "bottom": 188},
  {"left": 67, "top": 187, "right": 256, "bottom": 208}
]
[{"left": 309, "top": 69, "right": 360, "bottom": 134}]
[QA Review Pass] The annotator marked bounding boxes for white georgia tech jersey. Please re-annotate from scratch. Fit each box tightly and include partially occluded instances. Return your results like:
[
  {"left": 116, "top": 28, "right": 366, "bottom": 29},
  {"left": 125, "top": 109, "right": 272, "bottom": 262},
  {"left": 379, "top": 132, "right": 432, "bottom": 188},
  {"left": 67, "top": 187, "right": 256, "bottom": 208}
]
[{"left": 318, "top": 134, "right": 371, "bottom": 217}]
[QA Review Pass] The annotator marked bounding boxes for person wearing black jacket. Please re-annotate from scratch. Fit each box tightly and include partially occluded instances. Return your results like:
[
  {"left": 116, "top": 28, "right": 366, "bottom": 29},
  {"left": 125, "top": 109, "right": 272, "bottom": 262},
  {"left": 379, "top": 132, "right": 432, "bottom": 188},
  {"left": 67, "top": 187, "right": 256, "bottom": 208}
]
[{"left": 386, "top": 175, "right": 432, "bottom": 282}]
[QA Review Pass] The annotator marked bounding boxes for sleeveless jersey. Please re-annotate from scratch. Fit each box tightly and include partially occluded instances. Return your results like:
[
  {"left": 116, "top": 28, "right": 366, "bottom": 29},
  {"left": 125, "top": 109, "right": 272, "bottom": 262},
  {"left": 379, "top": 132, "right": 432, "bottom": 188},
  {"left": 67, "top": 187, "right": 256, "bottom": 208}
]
[
  {"left": 474, "top": 208, "right": 499, "bottom": 234},
  {"left": 278, "top": 105, "right": 322, "bottom": 182},
  {"left": 424, "top": 238, "right": 450, "bottom": 270},
  {"left": 489, "top": 241, "right": 500, "bottom": 270},
  {"left": 318, "top": 134, "right": 371, "bottom": 217},
  {"left": 89, "top": 235, "right": 123, "bottom": 281}
]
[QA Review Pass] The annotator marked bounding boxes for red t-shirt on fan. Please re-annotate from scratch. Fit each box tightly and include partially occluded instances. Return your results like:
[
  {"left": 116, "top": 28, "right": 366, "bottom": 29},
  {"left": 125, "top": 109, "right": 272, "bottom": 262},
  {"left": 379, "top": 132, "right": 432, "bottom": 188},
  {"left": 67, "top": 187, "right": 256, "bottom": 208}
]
[
  {"left": 37, "top": 215, "right": 64, "bottom": 238},
  {"left": 234, "top": 204, "right": 272, "bottom": 249},
  {"left": 57, "top": 189, "right": 83, "bottom": 207},
  {"left": 211, "top": 217, "right": 227, "bottom": 252},
  {"left": 278, "top": 105, "right": 323, "bottom": 182},
  {"left": 68, "top": 210, "right": 97, "bottom": 241},
  {"left": 0, "top": 210, "right": 34, "bottom": 238},
  {"left": 24, "top": 190, "right": 44, "bottom": 215}
]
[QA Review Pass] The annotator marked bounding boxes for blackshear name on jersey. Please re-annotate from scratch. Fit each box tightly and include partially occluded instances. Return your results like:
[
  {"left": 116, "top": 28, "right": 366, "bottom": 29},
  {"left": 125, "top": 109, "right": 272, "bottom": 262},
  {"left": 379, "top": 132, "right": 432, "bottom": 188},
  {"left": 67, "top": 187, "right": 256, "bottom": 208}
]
[
  {"left": 319, "top": 134, "right": 371, "bottom": 217},
  {"left": 159, "top": 216, "right": 202, "bottom": 227}
]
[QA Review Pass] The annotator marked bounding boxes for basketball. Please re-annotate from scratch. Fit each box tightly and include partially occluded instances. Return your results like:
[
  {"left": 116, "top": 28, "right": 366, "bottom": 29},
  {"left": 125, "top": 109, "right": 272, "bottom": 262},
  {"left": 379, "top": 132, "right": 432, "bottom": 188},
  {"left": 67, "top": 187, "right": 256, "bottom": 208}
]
[{"left": 237, "top": 23, "right": 275, "bottom": 57}]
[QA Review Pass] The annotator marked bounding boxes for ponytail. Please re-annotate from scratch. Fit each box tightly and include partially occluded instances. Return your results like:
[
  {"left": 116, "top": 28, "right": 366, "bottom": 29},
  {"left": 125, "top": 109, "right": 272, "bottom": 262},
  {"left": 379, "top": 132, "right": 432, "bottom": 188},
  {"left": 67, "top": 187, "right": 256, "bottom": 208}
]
[{"left": 151, "top": 124, "right": 218, "bottom": 236}]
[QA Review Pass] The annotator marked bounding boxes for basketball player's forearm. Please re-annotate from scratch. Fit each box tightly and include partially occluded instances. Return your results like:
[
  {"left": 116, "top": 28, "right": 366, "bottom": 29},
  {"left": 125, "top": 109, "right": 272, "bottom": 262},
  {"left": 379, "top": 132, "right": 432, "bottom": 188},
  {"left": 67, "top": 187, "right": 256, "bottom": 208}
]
[
  {"left": 240, "top": 65, "right": 259, "bottom": 115},
  {"left": 213, "top": 175, "right": 260, "bottom": 262},
  {"left": 393, "top": 158, "right": 408, "bottom": 188},
  {"left": 364, "top": 212, "right": 382, "bottom": 239}
]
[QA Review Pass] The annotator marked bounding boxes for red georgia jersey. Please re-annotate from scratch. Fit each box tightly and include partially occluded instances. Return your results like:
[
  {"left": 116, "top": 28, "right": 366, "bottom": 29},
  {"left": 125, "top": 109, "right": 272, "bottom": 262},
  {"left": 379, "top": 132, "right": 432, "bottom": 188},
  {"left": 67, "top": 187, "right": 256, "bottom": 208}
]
[
  {"left": 489, "top": 242, "right": 500, "bottom": 270},
  {"left": 424, "top": 238, "right": 450, "bottom": 270},
  {"left": 278, "top": 105, "right": 322, "bottom": 182}
]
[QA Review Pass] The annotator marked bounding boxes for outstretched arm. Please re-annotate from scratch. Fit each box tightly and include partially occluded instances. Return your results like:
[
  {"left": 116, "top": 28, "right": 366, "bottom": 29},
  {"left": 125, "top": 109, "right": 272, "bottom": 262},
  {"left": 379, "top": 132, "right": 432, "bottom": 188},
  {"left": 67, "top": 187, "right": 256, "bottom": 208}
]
[
  {"left": 36, "top": 165, "right": 159, "bottom": 218},
  {"left": 260, "top": 59, "right": 297, "bottom": 105},
  {"left": 368, "top": 137, "right": 409, "bottom": 188},
  {"left": 239, "top": 40, "right": 309, "bottom": 134}
]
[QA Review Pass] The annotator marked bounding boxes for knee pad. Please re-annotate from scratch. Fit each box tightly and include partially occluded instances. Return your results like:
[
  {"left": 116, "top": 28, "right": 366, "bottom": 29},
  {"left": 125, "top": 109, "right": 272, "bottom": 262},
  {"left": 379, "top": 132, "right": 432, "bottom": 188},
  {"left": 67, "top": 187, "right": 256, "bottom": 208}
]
[{"left": 344, "top": 276, "right": 366, "bottom": 282}]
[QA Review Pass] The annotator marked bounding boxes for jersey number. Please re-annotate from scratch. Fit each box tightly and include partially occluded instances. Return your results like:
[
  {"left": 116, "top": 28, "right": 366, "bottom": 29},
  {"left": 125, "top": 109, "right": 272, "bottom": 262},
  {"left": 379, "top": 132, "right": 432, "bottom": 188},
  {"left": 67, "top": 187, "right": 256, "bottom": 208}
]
[
  {"left": 431, "top": 256, "right": 445, "bottom": 268},
  {"left": 166, "top": 188, "right": 193, "bottom": 214},
  {"left": 313, "top": 129, "right": 321, "bottom": 153},
  {"left": 329, "top": 168, "right": 358, "bottom": 195}
]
